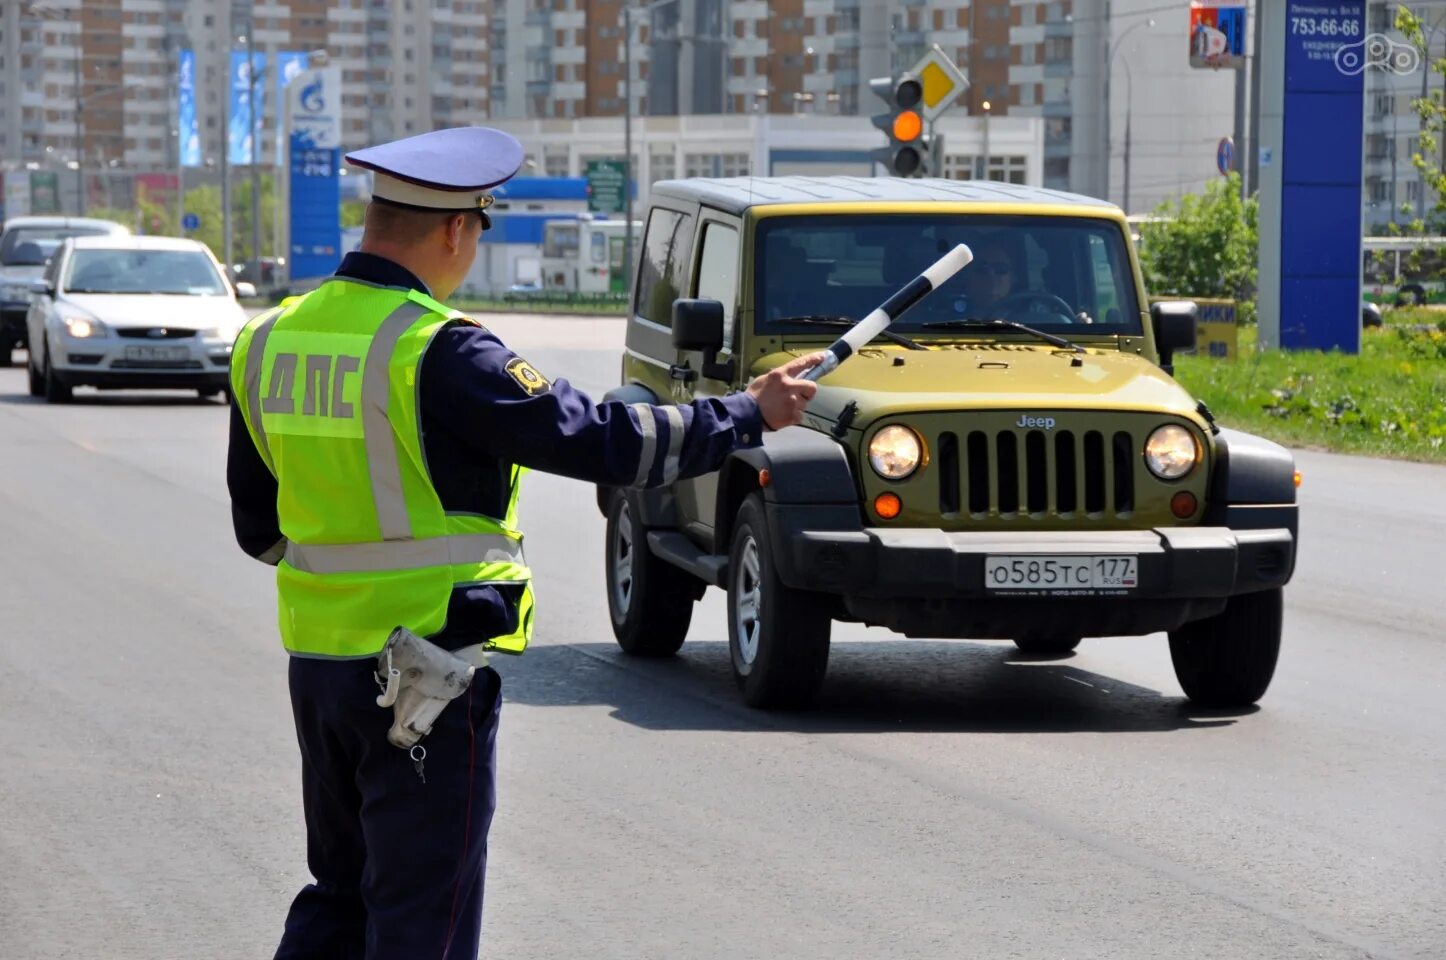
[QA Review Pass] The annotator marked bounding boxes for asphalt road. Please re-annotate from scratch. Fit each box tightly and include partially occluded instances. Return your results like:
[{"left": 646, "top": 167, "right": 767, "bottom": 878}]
[{"left": 0, "top": 317, "right": 1442, "bottom": 960}]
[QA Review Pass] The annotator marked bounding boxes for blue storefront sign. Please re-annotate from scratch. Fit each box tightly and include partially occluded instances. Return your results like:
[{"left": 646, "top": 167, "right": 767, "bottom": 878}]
[
  {"left": 286, "top": 67, "right": 343, "bottom": 281},
  {"left": 1280, "top": 0, "right": 1365, "bottom": 352}
]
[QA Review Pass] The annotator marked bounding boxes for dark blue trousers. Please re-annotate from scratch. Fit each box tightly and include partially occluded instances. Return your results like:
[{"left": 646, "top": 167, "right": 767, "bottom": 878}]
[{"left": 275, "top": 656, "right": 502, "bottom": 960}]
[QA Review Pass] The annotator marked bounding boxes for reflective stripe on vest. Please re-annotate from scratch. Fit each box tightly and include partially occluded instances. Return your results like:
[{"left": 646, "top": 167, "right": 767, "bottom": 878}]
[
  {"left": 229, "top": 282, "right": 535, "bottom": 659},
  {"left": 284, "top": 533, "right": 524, "bottom": 574}
]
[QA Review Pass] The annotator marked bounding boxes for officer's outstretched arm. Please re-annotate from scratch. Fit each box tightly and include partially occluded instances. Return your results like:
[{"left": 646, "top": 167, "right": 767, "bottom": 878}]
[{"left": 424, "top": 326, "right": 768, "bottom": 487}]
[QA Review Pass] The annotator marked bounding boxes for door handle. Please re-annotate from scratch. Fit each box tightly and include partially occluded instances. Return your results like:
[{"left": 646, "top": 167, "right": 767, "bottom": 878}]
[{"left": 668, "top": 363, "right": 699, "bottom": 383}]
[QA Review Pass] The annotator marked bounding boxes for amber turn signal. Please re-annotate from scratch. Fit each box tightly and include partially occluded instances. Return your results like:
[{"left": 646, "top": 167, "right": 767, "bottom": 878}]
[
  {"left": 759, "top": 468, "right": 772, "bottom": 488},
  {"left": 1170, "top": 491, "right": 1198, "bottom": 519},
  {"left": 1294, "top": 470, "right": 1302, "bottom": 488},
  {"left": 874, "top": 492, "right": 903, "bottom": 519}
]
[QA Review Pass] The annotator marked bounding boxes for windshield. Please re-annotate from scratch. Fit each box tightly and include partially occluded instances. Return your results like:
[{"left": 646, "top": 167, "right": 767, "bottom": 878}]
[
  {"left": 1, "top": 226, "right": 111, "bottom": 265},
  {"left": 63, "top": 249, "right": 229, "bottom": 295},
  {"left": 755, "top": 214, "right": 1142, "bottom": 336}
]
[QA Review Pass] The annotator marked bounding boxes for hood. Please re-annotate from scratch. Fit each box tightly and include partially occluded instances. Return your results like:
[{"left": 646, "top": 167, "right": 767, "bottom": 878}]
[
  {"left": 756, "top": 343, "right": 1202, "bottom": 424},
  {"left": 59, "top": 293, "right": 247, "bottom": 332}
]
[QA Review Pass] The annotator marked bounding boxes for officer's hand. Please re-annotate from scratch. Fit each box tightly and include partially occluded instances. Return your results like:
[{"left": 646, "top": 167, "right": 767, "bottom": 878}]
[{"left": 746, "top": 353, "right": 826, "bottom": 431}]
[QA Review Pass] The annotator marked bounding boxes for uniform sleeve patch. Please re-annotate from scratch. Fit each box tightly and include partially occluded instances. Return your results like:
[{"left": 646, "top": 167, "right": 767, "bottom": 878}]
[{"left": 505, "top": 356, "right": 552, "bottom": 396}]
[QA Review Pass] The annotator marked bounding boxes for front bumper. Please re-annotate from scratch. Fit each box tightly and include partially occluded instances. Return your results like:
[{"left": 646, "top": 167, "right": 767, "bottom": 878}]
[
  {"left": 770, "top": 504, "right": 1295, "bottom": 638},
  {"left": 50, "top": 331, "right": 233, "bottom": 390},
  {"left": 784, "top": 524, "right": 1294, "bottom": 599}
]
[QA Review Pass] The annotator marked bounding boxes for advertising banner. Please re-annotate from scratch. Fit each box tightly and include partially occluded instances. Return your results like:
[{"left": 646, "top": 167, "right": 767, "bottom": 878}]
[
  {"left": 285, "top": 66, "right": 343, "bottom": 281},
  {"left": 274, "top": 51, "right": 311, "bottom": 166},
  {"left": 178, "top": 49, "right": 201, "bottom": 167},
  {"left": 228, "top": 50, "right": 266, "bottom": 165},
  {"left": 1190, "top": 1, "right": 1248, "bottom": 69}
]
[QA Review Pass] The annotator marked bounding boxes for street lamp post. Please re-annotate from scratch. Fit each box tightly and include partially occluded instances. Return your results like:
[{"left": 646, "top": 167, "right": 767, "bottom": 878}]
[
  {"left": 245, "top": 24, "right": 263, "bottom": 289},
  {"left": 1104, "top": 17, "right": 1154, "bottom": 209}
]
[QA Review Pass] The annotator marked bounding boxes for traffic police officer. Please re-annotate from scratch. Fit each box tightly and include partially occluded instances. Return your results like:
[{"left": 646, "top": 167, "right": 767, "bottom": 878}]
[{"left": 226, "top": 126, "right": 822, "bottom": 959}]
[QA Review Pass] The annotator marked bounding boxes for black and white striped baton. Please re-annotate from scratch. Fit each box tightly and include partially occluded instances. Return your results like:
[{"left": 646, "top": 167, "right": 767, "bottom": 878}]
[{"left": 798, "top": 243, "right": 974, "bottom": 382}]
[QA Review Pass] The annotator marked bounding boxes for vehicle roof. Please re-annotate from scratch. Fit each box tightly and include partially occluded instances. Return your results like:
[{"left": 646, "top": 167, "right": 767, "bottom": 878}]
[
  {"left": 1, "top": 216, "right": 130, "bottom": 233},
  {"left": 648, "top": 177, "right": 1118, "bottom": 215},
  {"left": 66, "top": 234, "right": 211, "bottom": 252}
]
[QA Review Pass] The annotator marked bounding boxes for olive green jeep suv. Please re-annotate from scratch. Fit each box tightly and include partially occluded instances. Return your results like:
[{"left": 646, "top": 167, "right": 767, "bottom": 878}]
[{"left": 596, "top": 177, "right": 1297, "bottom": 710}]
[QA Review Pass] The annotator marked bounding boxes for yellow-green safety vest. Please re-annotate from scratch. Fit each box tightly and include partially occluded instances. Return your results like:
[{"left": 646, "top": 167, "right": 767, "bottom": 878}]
[{"left": 230, "top": 279, "right": 535, "bottom": 659}]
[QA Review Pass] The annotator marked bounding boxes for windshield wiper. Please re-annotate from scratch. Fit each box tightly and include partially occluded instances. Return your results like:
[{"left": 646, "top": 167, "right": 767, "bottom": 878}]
[
  {"left": 921, "top": 318, "right": 1085, "bottom": 353},
  {"left": 774, "top": 315, "right": 925, "bottom": 350}
]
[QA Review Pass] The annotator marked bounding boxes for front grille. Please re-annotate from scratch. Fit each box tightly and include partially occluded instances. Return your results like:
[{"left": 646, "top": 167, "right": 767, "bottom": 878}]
[
  {"left": 116, "top": 327, "right": 198, "bottom": 339},
  {"left": 939, "top": 428, "right": 1137, "bottom": 520},
  {"left": 67, "top": 353, "right": 104, "bottom": 365},
  {"left": 110, "top": 359, "right": 204, "bottom": 370}
]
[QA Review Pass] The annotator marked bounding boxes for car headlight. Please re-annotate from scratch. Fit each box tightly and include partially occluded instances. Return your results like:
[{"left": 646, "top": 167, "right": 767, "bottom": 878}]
[
  {"left": 868, "top": 425, "right": 924, "bottom": 480},
  {"left": 62, "top": 316, "right": 107, "bottom": 339},
  {"left": 200, "top": 326, "right": 241, "bottom": 344},
  {"left": 1144, "top": 424, "right": 1200, "bottom": 479}
]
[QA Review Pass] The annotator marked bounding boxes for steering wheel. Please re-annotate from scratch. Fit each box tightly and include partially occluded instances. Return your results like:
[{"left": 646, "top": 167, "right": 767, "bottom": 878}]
[{"left": 988, "top": 291, "right": 1078, "bottom": 324}]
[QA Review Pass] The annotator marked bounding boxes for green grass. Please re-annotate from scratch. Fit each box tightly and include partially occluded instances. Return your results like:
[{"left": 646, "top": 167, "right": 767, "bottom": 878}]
[{"left": 1172, "top": 319, "right": 1446, "bottom": 463}]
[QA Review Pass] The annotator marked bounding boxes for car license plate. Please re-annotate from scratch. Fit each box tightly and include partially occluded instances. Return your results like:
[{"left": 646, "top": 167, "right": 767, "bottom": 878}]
[
  {"left": 123, "top": 345, "right": 189, "bottom": 363},
  {"left": 984, "top": 555, "right": 1138, "bottom": 592}
]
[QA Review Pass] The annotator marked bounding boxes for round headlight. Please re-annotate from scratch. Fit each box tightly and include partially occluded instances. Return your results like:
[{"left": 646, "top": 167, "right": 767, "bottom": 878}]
[
  {"left": 1144, "top": 424, "right": 1199, "bottom": 480},
  {"left": 868, "top": 425, "right": 923, "bottom": 480}
]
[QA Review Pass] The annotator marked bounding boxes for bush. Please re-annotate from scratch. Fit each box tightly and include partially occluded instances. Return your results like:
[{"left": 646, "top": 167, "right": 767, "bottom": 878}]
[{"left": 1139, "top": 172, "right": 1258, "bottom": 325}]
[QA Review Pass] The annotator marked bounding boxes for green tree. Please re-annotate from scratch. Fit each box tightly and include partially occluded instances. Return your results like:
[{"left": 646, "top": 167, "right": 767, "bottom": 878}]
[
  {"left": 1399, "top": 8, "right": 1446, "bottom": 227},
  {"left": 341, "top": 199, "right": 367, "bottom": 229},
  {"left": 1138, "top": 172, "right": 1259, "bottom": 325}
]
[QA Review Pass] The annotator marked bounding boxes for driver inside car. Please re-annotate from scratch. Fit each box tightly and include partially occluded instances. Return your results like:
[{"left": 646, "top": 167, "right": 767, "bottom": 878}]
[{"left": 959, "top": 236, "right": 1019, "bottom": 319}]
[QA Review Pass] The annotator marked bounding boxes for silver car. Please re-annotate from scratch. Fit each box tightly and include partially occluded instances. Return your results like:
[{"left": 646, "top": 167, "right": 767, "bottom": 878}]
[
  {"left": 0, "top": 215, "right": 130, "bottom": 365},
  {"left": 25, "top": 235, "right": 256, "bottom": 403}
]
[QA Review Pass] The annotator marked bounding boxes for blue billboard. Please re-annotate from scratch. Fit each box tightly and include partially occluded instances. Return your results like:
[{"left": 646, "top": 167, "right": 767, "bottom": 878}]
[
  {"left": 1279, "top": 0, "right": 1365, "bottom": 352},
  {"left": 177, "top": 50, "right": 200, "bottom": 167},
  {"left": 274, "top": 51, "right": 311, "bottom": 166}
]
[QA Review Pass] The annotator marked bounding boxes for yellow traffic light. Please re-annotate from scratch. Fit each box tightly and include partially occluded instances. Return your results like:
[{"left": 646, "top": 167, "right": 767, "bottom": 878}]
[{"left": 892, "top": 109, "right": 923, "bottom": 142}]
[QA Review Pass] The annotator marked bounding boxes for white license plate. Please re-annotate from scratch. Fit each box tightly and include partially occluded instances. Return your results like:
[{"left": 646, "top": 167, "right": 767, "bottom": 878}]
[
  {"left": 985, "top": 555, "right": 1139, "bottom": 592},
  {"left": 123, "top": 345, "right": 190, "bottom": 363}
]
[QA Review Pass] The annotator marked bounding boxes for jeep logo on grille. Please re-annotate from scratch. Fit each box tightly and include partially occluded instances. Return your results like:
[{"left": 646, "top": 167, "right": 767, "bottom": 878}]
[{"left": 1016, "top": 415, "right": 1057, "bottom": 430}]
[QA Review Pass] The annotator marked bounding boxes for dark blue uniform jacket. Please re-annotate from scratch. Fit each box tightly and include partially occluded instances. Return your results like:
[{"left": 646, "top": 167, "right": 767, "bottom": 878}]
[{"left": 227, "top": 252, "right": 764, "bottom": 650}]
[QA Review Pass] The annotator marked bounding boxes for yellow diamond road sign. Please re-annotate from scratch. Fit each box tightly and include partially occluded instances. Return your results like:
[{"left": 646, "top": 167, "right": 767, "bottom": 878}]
[{"left": 910, "top": 45, "right": 969, "bottom": 122}]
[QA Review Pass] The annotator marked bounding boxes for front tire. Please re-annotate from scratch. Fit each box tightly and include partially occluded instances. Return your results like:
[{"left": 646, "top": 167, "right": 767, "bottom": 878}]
[
  {"left": 604, "top": 491, "right": 695, "bottom": 657},
  {"left": 27, "top": 351, "right": 43, "bottom": 397},
  {"left": 42, "top": 345, "right": 71, "bottom": 404},
  {"left": 1168, "top": 588, "right": 1282, "bottom": 708},
  {"left": 727, "top": 493, "right": 831, "bottom": 709},
  {"left": 0, "top": 337, "right": 13, "bottom": 368}
]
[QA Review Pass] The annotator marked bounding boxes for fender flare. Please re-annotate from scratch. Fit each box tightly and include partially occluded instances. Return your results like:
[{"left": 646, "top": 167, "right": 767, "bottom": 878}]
[{"left": 713, "top": 427, "right": 861, "bottom": 555}]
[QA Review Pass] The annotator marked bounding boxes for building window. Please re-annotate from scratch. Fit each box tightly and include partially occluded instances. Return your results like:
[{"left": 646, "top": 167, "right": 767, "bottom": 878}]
[
  {"left": 720, "top": 153, "right": 750, "bottom": 177},
  {"left": 650, "top": 150, "right": 676, "bottom": 183},
  {"left": 943, "top": 154, "right": 975, "bottom": 180},
  {"left": 987, "top": 155, "right": 1029, "bottom": 184}
]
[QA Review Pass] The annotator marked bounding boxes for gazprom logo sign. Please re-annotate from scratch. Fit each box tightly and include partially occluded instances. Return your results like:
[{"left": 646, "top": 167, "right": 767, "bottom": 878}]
[{"left": 287, "top": 66, "right": 341, "bottom": 150}]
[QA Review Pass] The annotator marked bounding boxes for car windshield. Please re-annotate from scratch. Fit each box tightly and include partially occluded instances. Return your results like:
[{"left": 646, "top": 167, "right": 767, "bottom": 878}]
[
  {"left": 1, "top": 226, "right": 111, "bottom": 265},
  {"left": 755, "top": 214, "right": 1142, "bottom": 336},
  {"left": 64, "top": 249, "right": 228, "bottom": 295}
]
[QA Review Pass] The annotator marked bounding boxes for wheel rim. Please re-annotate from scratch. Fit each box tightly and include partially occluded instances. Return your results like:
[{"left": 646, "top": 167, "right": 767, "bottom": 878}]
[
  {"left": 611, "top": 499, "right": 634, "bottom": 616},
  {"left": 733, "top": 534, "right": 762, "bottom": 665}
]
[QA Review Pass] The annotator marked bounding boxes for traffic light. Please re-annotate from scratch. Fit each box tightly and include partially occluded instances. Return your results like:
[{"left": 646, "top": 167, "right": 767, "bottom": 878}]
[{"left": 870, "top": 73, "right": 934, "bottom": 178}]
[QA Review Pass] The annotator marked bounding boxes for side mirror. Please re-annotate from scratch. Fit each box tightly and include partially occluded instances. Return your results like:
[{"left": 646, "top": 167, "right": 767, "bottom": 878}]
[
  {"left": 28, "top": 278, "right": 53, "bottom": 297},
  {"left": 671, "top": 298, "right": 736, "bottom": 382},
  {"left": 1150, "top": 300, "right": 1198, "bottom": 376},
  {"left": 234, "top": 281, "right": 257, "bottom": 299}
]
